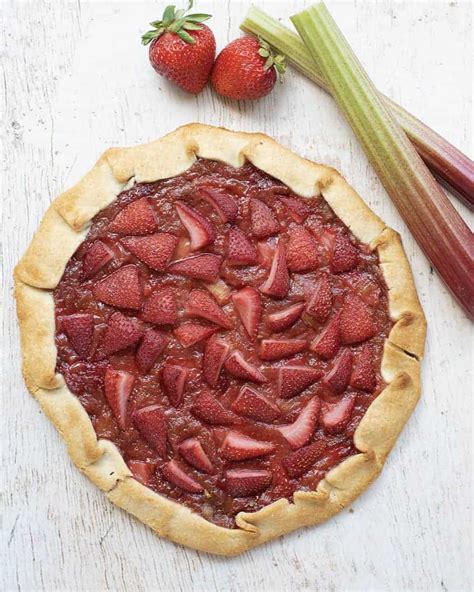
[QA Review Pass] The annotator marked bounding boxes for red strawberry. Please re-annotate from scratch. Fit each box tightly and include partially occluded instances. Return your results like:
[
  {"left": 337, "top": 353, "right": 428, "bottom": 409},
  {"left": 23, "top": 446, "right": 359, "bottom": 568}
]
[
  {"left": 128, "top": 460, "right": 157, "bottom": 485},
  {"left": 223, "top": 468, "right": 272, "bottom": 496},
  {"left": 202, "top": 336, "right": 230, "bottom": 387},
  {"left": 226, "top": 227, "right": 258, "bottom": 266},
  {"left": 351, "top": 345, "right": 376, "bottom": 392},
  {"left": 136, "top": 329, "right": 169, "bottom": 373},
  {"left": 282, "top": 440, "right": 326, "bottom": 478},
  {"left": 61, "top": 314, "right": 94, "bottom": 359},
  {"left": 220, "top": 431, "right": 275, "bottom": 461},
  {"left": 231, "top": 386, "right": 281, "bottom": 422},
  {"left": 211, "top": 37, "right": 285, "bottom": 101},
  {"left": 104, "top": 367, "right": 135, "bottom": 428},
  {"left": 142, "top": 4, "right": 215, "bottom": 95},
  {"left": 310, "top": 315, "right": 340, "bottom": 360},
  {"left": 311, "top": 226, "right": 336, "bottom": 265},
  {"left": 185, "top": 289, "right": 233, "bottom": 329},
  {"left": 82, "top": 240, "right": 113, "bottom": 279},
  {"left": 277, "top": 396, "right": 321, "bottom": 449},
  {"left": 306, "top": 275, "right": 332, "bottom": 322},
  {"left": 173, "top": 323, "right": 217, "bottom": 348},
  {"left": 259, "top": 338, "right": 307, "bottom": 361},
  {"left": 161, "top": 460, "right": 203, "bottom": 493},
  {"left": 331, "top": 233, "right": 358, "bottom": 274},
  {"left": 93, "top": 265, "right": 142, "bottom": 310},
  {"left": 259, "top": 240, "right": 289, "bottom": 299},
  {"left": 224, "top": 351, "right": 267, "bottom": 383},
  {"left": 250, "top": 199, "right": 280, "bottom": 238},
  {"left": 278, "top": 365, "right": 323, "bottom": 399},
  {"left": 267, "top": 302, "right": 305, "bottom": 333},
  {"left": 323, "top": 349, "right": 353, "bottom": 394},
  {"left": 320, "top": 395, "right": 355, "bottom": 434},
  {"left": 162, "top": 363, "right": 189, "bottom": 407},
  {"left": 178, "top": 437, "right": 214, "bottom": 474},
  {"left": 132, "top": 404, "right": 167, "bottom": 456},
  {"left": 191, "top": 391, "right": 241, "bottom": 425},
  {"left": 232, "top": 287, "right": 262, "bottom": 341},
  {"left": 102, "top": 312, "right": 144, "bottom": 355},
  {"left": 257, "top": 241, "right": 275, "bottom": 268},
  {"left": 279, "top": 196, "right": 312, "bottom": 223},
  {"left": 168, "top": 253, "right": 222, "bottom": 281},
  {"left": 197, "top": 186, "right": 239, "bottom": 223},
  {"left": 121, "top": 233, "right": 177, "bottom": 271},
  {"left": 175, "top": 201, "right": 216, "bottom": 251},
  {"left": 339, "top": 292, "right": 376, "bottom": 345},
  {"left": 286, "top": 226, "right": 319, "bottom": 272},
  {"left": 142, "top": 287, "right": 177, "bottom": 325},
  {"left": 109, "top": 198, "right": 158, "bottom": 235}
]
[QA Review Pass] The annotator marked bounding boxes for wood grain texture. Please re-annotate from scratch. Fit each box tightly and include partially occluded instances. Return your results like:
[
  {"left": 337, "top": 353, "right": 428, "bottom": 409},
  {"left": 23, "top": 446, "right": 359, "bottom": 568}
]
[{"left": 1, "top": 1, "right": 472, "bottom": 590}]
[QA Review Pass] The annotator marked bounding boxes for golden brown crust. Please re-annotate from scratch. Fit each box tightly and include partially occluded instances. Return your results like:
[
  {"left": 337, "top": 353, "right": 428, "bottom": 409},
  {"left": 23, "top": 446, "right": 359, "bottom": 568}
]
[{"left": 14, "top": 123, "right": 426, "bottom": 555}]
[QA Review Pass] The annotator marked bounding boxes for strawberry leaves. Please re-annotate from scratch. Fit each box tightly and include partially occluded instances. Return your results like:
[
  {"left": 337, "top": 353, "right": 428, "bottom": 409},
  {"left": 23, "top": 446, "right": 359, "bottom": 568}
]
[{"left": 142, "top": 1, "right": 211, "bottom": 46}]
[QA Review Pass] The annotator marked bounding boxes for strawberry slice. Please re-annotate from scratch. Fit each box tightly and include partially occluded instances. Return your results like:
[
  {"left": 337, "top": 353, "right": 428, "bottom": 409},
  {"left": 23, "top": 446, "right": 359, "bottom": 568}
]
[
  {"left": 320, "top": 395, "right": 355, "bottom": 434},
  {"left": 175, "top": 201, "right": 216, "bottom": 251},
  {"left": 223, "top": 469, "right": 272, "bottom": 496},
  {"left": 93, "top": 265, "right": 142, "bottom": 310},
  {"left": 232, "top": 287, "right": 262, "bottom": 341},
  {"left": 278, "top": 196, "right": 312, "bottom": 223},
  {"left": 267, "top": 302, "right": 305, "bottom": 333},
  {"left": 128, "top": 460, "right": 157, "bottom": 485},
  {"left": 135, "top": 329, "right": 168, "bottom": 373},
  {"left": 102, "top": 312, "right": 144, "bottom": 355},
  {"left": 109, "top": 197, "right": 158, "bottom": 235},
  {"left": 191, "top": 391, "right": 241, "bottom": 425},
  {"left": 323, "top": 349, "right": 353, "bottom": 394},
  {"left": 61, "top": 314, "right": 94, "bottom": 359},
  {"left": 259, "top": 240, "right": 289, "bottom": 299},
  {"left": 104, "top": 367, "right": 135, "bottom": 429},
  {"left": 286, "top": 226, "right": 319, "bottom": 272},
  {"left": 350, "top": 345, "right": 376, "bottom": 392},
  {"left": 259, "top": 338, "right": 307, "bottom": 361},
  {"left": 162, "top": 363, "right": 189, "bottom": 407},
  {"left": 185, "top": 289, "right": 233, "bottom": 329},
  {"left": 339, "top": 292, "right": 376, "bottom": 344},
  {"left": 197, "top": 187, "right": 239, "bottom": 223},
  {"left": 173, "top": 323, "right": 217, "bottom": 348},
  {"left": 132, "top": 404, "right": 167, "bottom": 456},
  {"left": 178, "top": 437, "right": 214, "bottom": 473},
  {"left": 121, "top": 233, "right": 177, "bottom": 272},
  {"left": 277, "top": 396, "right": 321, "bottom": 449},
  {"left": 224, "top": 351, "right": 267, "bottom": 383},
  {"left": 310, "top": 315, "right": 340, "bottom": 360},
  {"left": 231, "top": 385, "right": 281, "bottom": 422},
  {"left": 250, "top": 199, "right": 280, "bottom": 239},
  {"left": 141, "top": 287, "right": 177, "bottom": 325},
  {"left": 82, "top": 240, "right": 113, "bottom": 279},
  {"left": 202, "top": 337, "right": 230, "bottom": 387},
  {"left": 306, "top": 275, "right": 332, "bottom": 322},
  {"left": 331, "top": 233, "right": 358, "bottom": 274},
  {"left": 282, "top": 440, "right": 326, "bottom": 478},
  {"left": 278, "top": 365, "right": 323, "bottom": 399},
  {"left": 256, "top": 241, "right": 275, "bottom": 268},
  {"left": 161, "top": 460, "right": 203, "bottom": 493},
  {"left": 226, "top": 227, "right": 258, "bottom": 266},
  {"left": 168, "top": 253, "right": 222, "bottom": 282},
  {"left": 220, "top": 431, "right": 275, "bottom": 461}
]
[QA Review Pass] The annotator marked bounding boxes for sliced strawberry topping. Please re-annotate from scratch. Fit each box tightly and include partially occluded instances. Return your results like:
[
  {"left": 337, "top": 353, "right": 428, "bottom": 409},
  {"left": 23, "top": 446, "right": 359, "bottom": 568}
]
[
  {"left": 178, "top": 437, "right": 214, "bottom": 474},
  {"left": 226, "top": 227, "right": 258, "bottom": 266},
  {"left": 132, "top": 404, "right": 167, "bottom": 456},
  {"left": 278, "top": 365, "right": 323, "bottom": 399},
  {"left": 286, "top": 226, "right": 319, "bottom": 272},
  {"left": 256, "top": 241, "right": 275, "bottom": 268},
  {"left": 161, "top": 460, "right": 203, "bottom": 493},
  {"left": 205, "top": 279, "right": 231, "bottom": 304},
  {"left": 128, "top": 460, "right": 157, "bottom": 485},
  {"left": 93, "top": 265, "right": 142, "bottom": 310},
  {"left": 310, "top": 315, "right": 340, "bottom": 360},
  {"left": 104, "top": 367, "right": 135, "bottom": 429},
  {"left": 141, "top": 287, "right": 177, "bottom": 325},
  {"left": 173, "top": 323, "right": 217, "bottom": 348},
  {"left": 102, "top": 312, "right": 144, "bottom": 355},
  {"left": 232, "top": 287, "right": 262, "bottom": 341},
  {"left": 259, "top": 338, "right": 307, "bottom": 361},
  {"left": 202, "top": 337, "right": 230, "bottom": 387},
  {"left": 259, "top": 240, "right": 289, "bottom": 299},
  {"left": 197, "top": 187, "right": 239, "bottom": 223},
  {"left": 276, "top": 397, "right": 321, "bottom": 449},
  {"left": 323, "top": 349, "right": 353, "bottom": 394},
  {"left": 109, "top": 197, "right": 158, "bottom": 235},
  {"left": 339, "top": 292, "right": 376, "bottom": 344},
  {"left": 121, "top": 233, "right": 177, "bottom": 272},
  {"left": 350, "top": 345, "right": 376, "bottom": 392},
  {"left": 175, "top": 201, "right": 216, "bottom": 251},
  {"left": 61, "top": 314, "right": 94, "bottom": 359},
  {"left": 168, "top": 253, "right": 222, "bottom": 282},
  {"left": 136, "top": 329, "right": 168, "bottom": 373},
  {"left": 185, "top": 289, "right": 233, "bottom": 329},
  {"left": 267, "top": 302, "right": 305, "bottom": 333},
  {"left": 220, "top": 432, "right": 275, "bottom": 461},
  {"left": 278, "top": 196, "right": 312, "bottom": 223},
  {"left": 191, "top": 391, "right": 241, "bottom": 425},
  {"left": 224, "top": 351, "right": 267, "bottom": 383},
  {"left": 162, "top": 363, "right": 189, "bottom": 407},
  {"left": 231, "top": 386, "right": 281, "bottom": 422},
  {"left": 331, "top": 233, "right": 358, "bottom": 274},
  {"left": 223, "top": 469, "right": 272, "bottom": 496},
  {"left": 320, "top": 395, "right": 355, "bottom": 434},
  {"left": 306, "top": 275, "right": 332, "bottom": 322},
  {"left": 282, "top": 440, "right": 326, "bottom": 478},
  {"left": 82, "top": 240, "right": 113, "bottom": 279},
  {"left": 250, "top": 199, "right": 280, "bottom": 239}
]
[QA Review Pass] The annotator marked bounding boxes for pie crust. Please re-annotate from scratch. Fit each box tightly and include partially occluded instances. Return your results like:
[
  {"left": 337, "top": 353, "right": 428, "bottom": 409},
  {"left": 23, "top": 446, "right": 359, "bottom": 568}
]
[{"left": 14, "top": 123, "right": 426, "bottom": 555}]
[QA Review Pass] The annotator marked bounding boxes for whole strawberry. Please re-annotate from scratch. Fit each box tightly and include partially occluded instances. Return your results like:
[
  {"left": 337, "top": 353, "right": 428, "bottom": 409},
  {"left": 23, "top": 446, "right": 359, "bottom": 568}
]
[
  {"left": 211, "top": 37, "right": 286, "bottom": 100},
  {"left": 141, "top": 1, "right": 216, "bottom": 94}
]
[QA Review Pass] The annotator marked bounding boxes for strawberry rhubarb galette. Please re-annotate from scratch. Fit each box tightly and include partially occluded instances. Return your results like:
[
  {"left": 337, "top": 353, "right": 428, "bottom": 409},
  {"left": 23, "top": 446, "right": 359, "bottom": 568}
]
[{"left": 15, "top": 124, "right": 425, "bottom": 555}]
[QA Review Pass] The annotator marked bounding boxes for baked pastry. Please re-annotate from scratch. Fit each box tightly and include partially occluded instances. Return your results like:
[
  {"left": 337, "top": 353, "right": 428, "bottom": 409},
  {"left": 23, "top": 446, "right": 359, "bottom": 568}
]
[{"left": 14, "top": 124, "right": 426, "bottom": 555}]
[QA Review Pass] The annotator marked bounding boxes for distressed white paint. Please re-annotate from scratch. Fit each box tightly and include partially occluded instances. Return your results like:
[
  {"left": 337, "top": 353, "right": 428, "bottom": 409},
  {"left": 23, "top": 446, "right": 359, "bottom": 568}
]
[{"left": 2, "top": 1, "right": 472, "bottom": 590}]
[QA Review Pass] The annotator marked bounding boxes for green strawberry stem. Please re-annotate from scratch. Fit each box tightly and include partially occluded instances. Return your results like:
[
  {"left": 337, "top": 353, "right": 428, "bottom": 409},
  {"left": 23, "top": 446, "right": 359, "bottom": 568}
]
[{"left": 142, "top": 0, "right": 211, "bottom": 46}]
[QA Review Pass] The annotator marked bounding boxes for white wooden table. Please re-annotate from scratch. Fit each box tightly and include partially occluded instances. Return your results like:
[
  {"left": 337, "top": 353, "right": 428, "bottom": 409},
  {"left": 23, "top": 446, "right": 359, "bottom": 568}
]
[{"left": 2, "top": 1, "right": 472, "bottom": 590}]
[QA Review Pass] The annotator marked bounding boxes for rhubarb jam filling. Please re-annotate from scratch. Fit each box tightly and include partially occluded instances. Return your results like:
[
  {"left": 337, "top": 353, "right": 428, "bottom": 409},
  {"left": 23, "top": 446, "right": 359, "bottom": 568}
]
[{"left": 54, "top": 159, "right": 392, "bottom": 528}]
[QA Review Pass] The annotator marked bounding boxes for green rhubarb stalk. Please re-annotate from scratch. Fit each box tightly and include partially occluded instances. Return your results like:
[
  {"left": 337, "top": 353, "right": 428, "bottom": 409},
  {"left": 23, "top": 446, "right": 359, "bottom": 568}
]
[{"left": 241, "top": 6, "right": 474, "bottom": 209}]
